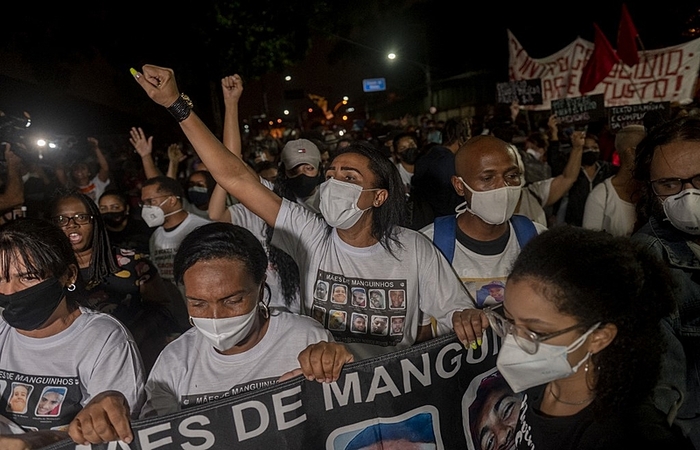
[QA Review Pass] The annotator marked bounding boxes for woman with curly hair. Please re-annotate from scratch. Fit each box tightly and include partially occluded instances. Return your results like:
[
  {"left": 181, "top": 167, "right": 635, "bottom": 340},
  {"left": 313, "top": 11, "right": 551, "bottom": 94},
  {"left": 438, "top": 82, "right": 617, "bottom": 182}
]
[
  {"left": 49, "top": 188, "right": 181, "bottom": 374},
  {"left": 484, "top": 225, "right": 692, "bottom": 448}
]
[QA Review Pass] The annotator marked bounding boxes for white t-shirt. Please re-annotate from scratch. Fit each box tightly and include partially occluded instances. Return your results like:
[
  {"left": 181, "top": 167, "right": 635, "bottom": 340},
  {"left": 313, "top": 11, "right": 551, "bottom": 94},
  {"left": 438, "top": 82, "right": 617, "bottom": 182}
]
[
  {"left": 420, "top": 217, "right": 547, "bottom": 308},
  {"left": 582, "top": 177, "right": 636, "bottom": 237},
  {"left": 395, "top": 162, "right": 413, "bottom": 193},
  {"left": 140, "top": 311, "right": 332, "bottom": 417},
  {"left": 77, "top": 175, "right": 110, "bottom": 205},
  {"left": 0, "top": 307, "right": 145, "bottom": 431},
  {"left": 149, "top": 213, "right": 212, "bottom": 282},
  {"left": 271, "top": 199, "right": 475, "bottom": 360}
]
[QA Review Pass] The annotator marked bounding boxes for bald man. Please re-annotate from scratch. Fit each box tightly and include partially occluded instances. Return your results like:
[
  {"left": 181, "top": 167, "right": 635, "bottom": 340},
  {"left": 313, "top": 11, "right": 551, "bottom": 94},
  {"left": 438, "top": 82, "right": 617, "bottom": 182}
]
[{"left": 420, "top": 135, "right": 546, "bottom": 317}]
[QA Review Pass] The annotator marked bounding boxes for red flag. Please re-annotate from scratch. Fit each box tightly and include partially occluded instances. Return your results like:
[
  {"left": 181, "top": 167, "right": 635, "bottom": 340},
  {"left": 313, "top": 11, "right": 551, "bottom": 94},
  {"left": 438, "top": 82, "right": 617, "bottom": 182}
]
[
  {"left": 617, "top": 3, "right": 640, "bottom": 66},
  {"left": 579, "top": 23, "right": 619, "bottom": 94}
]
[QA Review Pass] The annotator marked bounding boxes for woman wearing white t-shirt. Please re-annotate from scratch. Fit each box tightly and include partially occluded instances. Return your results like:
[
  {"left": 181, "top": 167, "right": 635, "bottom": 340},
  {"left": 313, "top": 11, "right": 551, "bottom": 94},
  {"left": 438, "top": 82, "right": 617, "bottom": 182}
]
[{"left": 126, "top": 64, "right": 485, "bottom": 362}]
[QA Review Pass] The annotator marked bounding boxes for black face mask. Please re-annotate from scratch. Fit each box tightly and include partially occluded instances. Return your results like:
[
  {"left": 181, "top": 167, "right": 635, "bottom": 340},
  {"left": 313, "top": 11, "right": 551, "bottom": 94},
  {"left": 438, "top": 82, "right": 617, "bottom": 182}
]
[
  {"left": 287, "top": 173, "right": 321, "bottom": 199},
  {"left": 0, "top": 278, "right": 67, "bottom": 330},
  {"left": 398, "top": 147, "right": 420, "bottom": 165},
  {"left": 581, "top": 151, "right": 600, "bottom": 166},
  {"left": 102, "top": 212, "right": 127, "bottom": 228},
  {"left": 187, "top": 186, "right": 211, "bottom": 208}
]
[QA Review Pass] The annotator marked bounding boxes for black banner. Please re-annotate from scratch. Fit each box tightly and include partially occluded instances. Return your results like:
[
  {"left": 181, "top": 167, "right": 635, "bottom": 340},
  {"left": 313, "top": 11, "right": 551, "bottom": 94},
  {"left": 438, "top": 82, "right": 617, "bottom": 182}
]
[
  {"left": 607, "top": 101, "right": 670, "bottom": 131},
  {"left": 496, "top": 79, "right": 543, "bottom": 106},
  {"left": 550, "top": 94, "right": 606, "bottom": 126},
  {"left": 42, "top": 330, "right": 513, "bottom": 450}
]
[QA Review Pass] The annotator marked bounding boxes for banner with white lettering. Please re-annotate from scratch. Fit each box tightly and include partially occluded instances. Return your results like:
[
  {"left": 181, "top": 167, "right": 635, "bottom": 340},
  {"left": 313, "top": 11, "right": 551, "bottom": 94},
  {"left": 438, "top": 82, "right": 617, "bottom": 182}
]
[
  {"left": 508, "top": 29, "right": 700, "bottom": 110},
  {"left": 41, "top": 330, "right": 518, "bottom": 450}
]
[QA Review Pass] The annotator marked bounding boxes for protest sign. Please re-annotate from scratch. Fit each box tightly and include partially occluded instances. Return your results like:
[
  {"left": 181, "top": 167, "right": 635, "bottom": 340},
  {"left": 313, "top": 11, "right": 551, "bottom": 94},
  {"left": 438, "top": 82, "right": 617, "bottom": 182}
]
[
  {"left": 607, "top": 101, "right": 670, "bottom": 131},
  {"left": 496, "top": 79, "right": 543, "bottom": 106},
  {"left": 550, "top": 94, "right": 606, "bottom": 127}
]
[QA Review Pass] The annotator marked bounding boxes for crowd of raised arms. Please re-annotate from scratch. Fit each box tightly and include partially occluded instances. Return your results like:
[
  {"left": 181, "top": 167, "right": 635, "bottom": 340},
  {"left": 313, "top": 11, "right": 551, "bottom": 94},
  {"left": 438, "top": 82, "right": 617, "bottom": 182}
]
[{"left": 0, "top": 65, "right": 696, "bottom": 450}]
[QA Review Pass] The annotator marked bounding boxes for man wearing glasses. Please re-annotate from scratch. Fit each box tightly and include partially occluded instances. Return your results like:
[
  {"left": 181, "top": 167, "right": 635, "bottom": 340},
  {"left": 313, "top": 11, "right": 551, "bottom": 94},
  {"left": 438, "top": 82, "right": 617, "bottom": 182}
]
[{"left": 630, "top": 115, "right": 700, "bottom": 447}]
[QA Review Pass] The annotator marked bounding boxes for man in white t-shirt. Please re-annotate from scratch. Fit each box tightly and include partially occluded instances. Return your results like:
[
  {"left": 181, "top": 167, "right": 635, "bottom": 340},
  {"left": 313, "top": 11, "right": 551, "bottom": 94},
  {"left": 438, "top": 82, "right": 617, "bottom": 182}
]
[
  {"left": 420, "top": 135, "right": 547, "bottom": 317},
  {"left": 141, "top": 176, "right": 211, "bottom": 284}
]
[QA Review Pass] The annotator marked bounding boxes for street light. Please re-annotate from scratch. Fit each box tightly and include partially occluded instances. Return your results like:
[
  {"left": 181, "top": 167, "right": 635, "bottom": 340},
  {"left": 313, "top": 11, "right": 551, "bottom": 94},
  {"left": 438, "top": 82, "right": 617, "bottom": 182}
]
[{"left": 386, "top": 52, "right": 432, "bottom": 112}]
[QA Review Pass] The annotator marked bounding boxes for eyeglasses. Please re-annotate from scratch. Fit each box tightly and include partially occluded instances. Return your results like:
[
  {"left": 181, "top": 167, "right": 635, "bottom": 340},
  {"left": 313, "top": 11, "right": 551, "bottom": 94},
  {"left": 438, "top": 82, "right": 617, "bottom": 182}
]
[
  {"left": 483, "top": 305, "right": 586, "bottom": 354},
  {"left": 138, "top": 195, "right": 171, "bottom": 208},
  {"left": 650, "top": 174, "right": 700, "bottom": 196},
  {"left": 51, "top": 214, "right": 93, "bottom": 227}
]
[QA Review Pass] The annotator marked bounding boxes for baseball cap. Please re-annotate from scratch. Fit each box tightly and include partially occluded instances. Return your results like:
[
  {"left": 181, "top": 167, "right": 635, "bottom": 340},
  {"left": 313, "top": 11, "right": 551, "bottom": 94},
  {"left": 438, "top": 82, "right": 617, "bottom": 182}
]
[{"left": 280, "top": 139, "right": 321, "bottom": 170}]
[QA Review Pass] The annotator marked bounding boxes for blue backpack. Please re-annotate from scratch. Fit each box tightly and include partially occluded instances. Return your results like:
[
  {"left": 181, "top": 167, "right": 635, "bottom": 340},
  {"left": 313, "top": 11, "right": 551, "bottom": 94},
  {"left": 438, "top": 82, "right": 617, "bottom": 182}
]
[{"left": 432, "top": 214, "right": 537, "bottom": 263}]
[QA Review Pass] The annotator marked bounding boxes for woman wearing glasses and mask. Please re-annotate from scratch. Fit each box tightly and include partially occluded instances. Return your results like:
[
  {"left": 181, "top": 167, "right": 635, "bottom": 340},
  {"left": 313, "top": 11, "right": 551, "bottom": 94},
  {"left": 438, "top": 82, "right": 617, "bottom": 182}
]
[
  {"left": 128, "top": 65, "right": 485, "bottom": 362},
  {"left": 49, "top": 189, "right": 180, "bottom": 375},
  {"left": 0, "top": 217, "right": 144, "bottom": 448},
  {"left": 483, "top": 225, "right": 692, "bottom": 449}
]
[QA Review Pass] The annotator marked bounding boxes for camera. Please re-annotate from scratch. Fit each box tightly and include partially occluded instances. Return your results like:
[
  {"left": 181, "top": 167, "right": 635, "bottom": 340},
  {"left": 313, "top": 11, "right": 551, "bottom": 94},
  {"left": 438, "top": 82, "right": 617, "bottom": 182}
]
[{"left": 0, "top": 110, "right": 32, "bottom": 161}]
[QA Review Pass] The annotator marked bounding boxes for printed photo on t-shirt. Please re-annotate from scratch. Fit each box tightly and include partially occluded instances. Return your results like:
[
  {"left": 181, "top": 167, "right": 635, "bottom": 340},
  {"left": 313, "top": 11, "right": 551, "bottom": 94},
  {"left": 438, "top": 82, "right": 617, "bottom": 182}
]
[
  {"left": 391, "top": 316, "right": 405, "bottom": 336},
  {"left": 350, "top": 313, "right": 368, "bottom": 334},
  {"left": 370, "top": 315, "right": 389, "bottom": 336},
  {"left": 314, "top": 280, "right": 329, "bottom": 301},
  {"left": 476, "top": 280, "right": 506, "bottom": 307},
  {"left": 331, "top": 284, "right": 348, "bottom": 305},
  {"left": 312, "top": 305, "right": 326, "bottom": 325},
  {"left": 329, "top": 310, "right": 347, "bottom": 331},
  {"left": 351, "top": 288, "right": 367, "bottom": 308},
  {"left": 7, "top": 383, "right": 33, "bottom": 414},
  {"left": 368, "top": 289, "right": 386, "bottom": 309},
  {"left": 35, "top": 386, "right": 67, "bottom": 417},
  {"left": 388, "top": 289, "right": 406, "bottom": 310}
]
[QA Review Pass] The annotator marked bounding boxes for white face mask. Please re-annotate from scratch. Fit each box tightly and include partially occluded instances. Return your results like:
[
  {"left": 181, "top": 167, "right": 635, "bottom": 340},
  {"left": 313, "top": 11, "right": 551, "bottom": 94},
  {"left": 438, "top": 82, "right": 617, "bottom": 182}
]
[
  {"left": 455, "top": 177, "right": 522, "bottom": 225},
  {"left": 319, "top": 178, "right": 377, "bottom": 230},
  {"left": 191, "top": 306, "right": 258, "bottom": 352},
  {"left": 496, "top": 323, "right": 599, "bottom": 393},
  {"left": 141, "top": 197, "right": 182, "bottom": 228},
  {"left": 663, "top": 188, "right": 700, "bottom": 235}
]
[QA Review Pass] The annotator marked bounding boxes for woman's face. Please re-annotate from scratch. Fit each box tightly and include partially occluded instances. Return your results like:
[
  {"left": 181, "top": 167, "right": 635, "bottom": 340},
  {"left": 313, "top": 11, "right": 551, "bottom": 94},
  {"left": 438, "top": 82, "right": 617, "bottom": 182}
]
[
  {"left": 98, "top": 194, "right": 127, "bottom": 216},
  {"left": 188, "top": 172, "right": 209, "bottom": 190},
  {"left": 0, "top": 255, "right": 44, "bottom": 295},
  {"left": 184, "top": 258, "right": 261, "bottom": 320},
  {"left": 54, "top": 197, "right": 94, "bottom": 254},
  {"left": 503, "top": 278, "right": 589, "bottom": 365},
  {"left": 325, "top": 152, "right": 381, "bottom": 210}
]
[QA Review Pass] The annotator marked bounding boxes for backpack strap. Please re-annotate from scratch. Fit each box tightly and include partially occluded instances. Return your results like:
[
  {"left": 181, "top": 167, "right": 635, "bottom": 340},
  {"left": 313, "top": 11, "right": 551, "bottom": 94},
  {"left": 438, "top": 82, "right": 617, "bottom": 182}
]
[
  {"left": 510, "top": 214, "right": 538, "bottom": 248},
  {"left": 432, "top": 215, "right": 457, "bottom": 263}
]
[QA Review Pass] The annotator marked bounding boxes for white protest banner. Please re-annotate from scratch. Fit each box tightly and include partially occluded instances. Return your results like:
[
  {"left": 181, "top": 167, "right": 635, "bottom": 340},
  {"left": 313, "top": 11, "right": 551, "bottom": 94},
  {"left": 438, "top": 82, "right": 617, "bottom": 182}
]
[{"left": 508, "top": 29, "right": 700, "bottom": 110}]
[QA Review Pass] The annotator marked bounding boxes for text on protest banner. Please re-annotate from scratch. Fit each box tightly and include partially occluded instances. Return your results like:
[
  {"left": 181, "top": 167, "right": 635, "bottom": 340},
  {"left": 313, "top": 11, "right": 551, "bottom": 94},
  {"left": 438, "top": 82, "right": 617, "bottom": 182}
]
[
  {"left": 607, "top": 101, "right": 670, "bottom": 131},
  {"left": 42, "top": 331, "right": 523, "bottom": 450},
  {"left": 550, "top": 94, "right": 606, "bottom": 127},
  {"left": 508, "top": 29, "right": 700, "bottom": 110},
  {"left": 496, "top": 80, "right": 543, "bottom": 106}
]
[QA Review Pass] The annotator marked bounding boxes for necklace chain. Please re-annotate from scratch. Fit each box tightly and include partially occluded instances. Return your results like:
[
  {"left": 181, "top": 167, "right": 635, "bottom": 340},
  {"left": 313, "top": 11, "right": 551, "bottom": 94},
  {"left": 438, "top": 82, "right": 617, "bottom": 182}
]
[{"left": 548, "top": 384, "right": 594, "bottom": 406}]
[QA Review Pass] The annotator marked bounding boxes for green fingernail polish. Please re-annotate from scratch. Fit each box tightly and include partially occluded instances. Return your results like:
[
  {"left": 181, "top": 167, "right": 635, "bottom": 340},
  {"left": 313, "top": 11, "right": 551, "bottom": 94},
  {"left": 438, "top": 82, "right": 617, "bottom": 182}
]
[
  {"left": 129, "top": 68, "right": 139, "bottom": 78},
  {"left": 477, "top": 338, "right": 482, "bottom": 346},
  {"left": 470, "top": 342, "right": 477, "bottom": 350}
]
